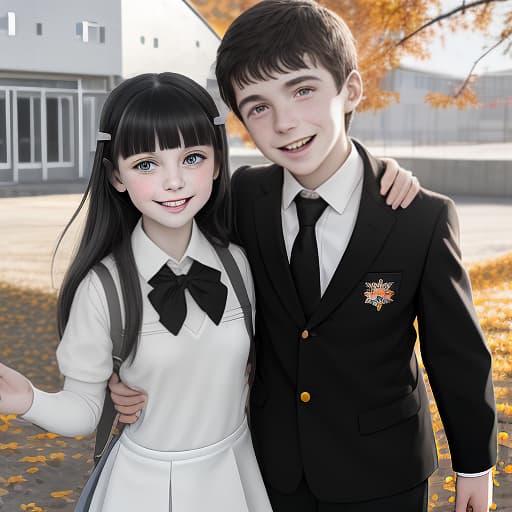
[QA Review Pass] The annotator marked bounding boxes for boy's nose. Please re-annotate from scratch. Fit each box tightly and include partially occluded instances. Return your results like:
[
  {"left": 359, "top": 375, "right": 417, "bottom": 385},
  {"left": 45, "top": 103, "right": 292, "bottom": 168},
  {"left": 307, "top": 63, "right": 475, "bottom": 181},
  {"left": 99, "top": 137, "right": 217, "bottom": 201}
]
[{"left": 273, "top": 106, "right": 298, "bottom": 134}]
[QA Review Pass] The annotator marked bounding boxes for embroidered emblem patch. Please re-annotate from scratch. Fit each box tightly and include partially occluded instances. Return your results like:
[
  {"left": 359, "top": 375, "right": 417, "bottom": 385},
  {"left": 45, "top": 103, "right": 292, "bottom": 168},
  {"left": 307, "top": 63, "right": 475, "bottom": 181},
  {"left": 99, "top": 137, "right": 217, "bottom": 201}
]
[{"left": 364, "top": 279, "right": 395, "bottom": 311}]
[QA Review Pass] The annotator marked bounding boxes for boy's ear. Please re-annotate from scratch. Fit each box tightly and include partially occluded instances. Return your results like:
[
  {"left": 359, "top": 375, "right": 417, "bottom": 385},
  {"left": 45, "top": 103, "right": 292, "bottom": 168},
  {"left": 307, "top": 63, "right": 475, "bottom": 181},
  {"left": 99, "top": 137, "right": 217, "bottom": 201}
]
[
  {"left": 343, "top": 70, "right": 363, "bottom": 113},
  {"left": 105, "top": 158, "right": 126, "bottom": 192}
]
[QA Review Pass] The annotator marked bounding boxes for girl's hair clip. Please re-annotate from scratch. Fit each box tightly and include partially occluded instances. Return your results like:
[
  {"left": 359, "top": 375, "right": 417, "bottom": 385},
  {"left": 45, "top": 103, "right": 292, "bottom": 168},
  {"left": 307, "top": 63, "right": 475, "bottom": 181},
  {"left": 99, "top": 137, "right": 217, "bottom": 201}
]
[
  {"left": 97, "top": 131, "right": 112, "bottom": 142},
  {"left": 213, "top": 115, "right": 226, "bottom": 126}
]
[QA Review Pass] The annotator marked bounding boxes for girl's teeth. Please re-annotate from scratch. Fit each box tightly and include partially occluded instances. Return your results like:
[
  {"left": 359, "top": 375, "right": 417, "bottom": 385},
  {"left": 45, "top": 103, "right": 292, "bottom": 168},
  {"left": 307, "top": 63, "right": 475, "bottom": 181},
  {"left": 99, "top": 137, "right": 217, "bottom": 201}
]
[{"left": 162, "top": 199, "right": 186, "bottom": 207}]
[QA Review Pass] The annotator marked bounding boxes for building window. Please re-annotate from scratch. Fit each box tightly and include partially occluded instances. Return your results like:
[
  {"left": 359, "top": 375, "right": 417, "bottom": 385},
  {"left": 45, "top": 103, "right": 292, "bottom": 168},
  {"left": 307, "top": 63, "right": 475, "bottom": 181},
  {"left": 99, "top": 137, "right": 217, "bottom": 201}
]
[
  {"left": 140, "top": 36, "right": 145, "bottom": 45},
  {"left": 153, "top": 37, "right": 158, "bottom": 48},
  {"left": 46, "top": 96, "right": 73, "bottom": 163},
  {"left": 0, "top": 92, "right": 7, "bottom": 164},
  {"left": 17, "top": 95, "right": 41, "bottom": 164},
  {"left": 36, "top": 22, "right": 42, "bottom": 35},
  {"left": 76, "top": 21, "right": 106, "bottom": 43},
  {"left": 0, "top": 11, "right": 16, "bottom": 36}
]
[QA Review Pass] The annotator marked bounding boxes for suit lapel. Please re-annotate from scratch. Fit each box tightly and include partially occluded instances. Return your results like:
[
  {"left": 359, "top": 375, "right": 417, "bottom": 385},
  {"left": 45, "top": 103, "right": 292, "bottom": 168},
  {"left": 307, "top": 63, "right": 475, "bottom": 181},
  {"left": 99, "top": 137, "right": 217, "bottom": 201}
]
[
  {"left": 253, "top": 166, "right": 305, "bottom": 327},
  {"left": 309, "top": 141, "right": 397, "bottom": 328}
]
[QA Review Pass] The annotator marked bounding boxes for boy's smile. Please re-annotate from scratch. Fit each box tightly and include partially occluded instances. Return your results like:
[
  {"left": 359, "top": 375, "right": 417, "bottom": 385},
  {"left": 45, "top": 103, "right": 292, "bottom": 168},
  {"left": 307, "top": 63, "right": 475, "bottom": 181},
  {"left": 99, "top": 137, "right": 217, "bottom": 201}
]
[{"left": 234, "top": 60, "right": 362, "bottom": 190}]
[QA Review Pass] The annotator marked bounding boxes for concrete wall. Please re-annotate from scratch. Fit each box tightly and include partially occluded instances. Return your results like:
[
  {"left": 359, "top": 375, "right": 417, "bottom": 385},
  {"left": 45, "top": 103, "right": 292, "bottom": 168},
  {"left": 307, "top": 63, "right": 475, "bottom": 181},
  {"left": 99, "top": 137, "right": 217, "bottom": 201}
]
[
  {"left": 227, "top": 147, "right": 512, "bottom": 198},
  {"left": 120, "top": 0, "right": 219, "bottom": 87},
  {"left": 0, "top": 0, "right": 122, "bottom": 76}
]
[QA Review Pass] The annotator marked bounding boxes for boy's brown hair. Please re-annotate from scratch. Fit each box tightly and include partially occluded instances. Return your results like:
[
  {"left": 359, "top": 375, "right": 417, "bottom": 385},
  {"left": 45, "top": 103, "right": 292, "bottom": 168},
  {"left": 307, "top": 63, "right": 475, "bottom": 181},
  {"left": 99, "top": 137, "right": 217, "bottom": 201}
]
[{"left": 215, "top": 0, "right": 358, "bottom": 127}]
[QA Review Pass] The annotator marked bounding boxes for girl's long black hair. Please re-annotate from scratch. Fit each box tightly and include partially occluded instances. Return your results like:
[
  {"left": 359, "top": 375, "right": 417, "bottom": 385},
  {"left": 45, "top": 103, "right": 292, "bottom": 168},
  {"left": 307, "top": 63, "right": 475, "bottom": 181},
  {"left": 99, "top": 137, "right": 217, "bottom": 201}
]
[{"left": 56, "top": 72, "right": 231, "bottom": 362}]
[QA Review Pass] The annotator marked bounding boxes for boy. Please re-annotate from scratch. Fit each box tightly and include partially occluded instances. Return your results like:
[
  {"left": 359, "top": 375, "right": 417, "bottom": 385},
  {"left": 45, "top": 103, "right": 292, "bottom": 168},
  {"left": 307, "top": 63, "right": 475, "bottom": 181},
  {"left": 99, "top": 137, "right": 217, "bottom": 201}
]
[{"left": 112, "top": 1, "right": 496, "bottom": 511}]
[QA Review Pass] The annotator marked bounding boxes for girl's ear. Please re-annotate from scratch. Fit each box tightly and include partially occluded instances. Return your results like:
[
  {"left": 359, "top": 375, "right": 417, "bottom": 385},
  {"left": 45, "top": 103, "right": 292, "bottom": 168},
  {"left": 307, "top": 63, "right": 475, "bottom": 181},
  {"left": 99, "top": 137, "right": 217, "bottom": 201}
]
[
  {"left": 104, "top": 158, "right": 126, "bottom": 192},
  {"left": 342, "top": 70, "right": 363, "bottom": 113},
  {"left": 213, "top": 165, "right": 220, "bottom": 180}
]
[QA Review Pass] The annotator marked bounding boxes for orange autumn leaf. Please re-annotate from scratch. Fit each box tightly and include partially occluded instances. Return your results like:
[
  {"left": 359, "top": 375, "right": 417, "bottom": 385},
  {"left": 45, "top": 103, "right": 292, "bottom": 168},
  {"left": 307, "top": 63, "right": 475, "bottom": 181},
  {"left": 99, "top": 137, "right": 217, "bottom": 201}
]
[
  {"left": 504, "top": 464, "right": 512, "bottom": 474},
  {"left": 29, "top": 432, "right": 59, "bottom": 440},
  {"left": 50, "top": 490, "right": 73, "bottom": 498},
  {"left": 7, "top": 475, "right": 27, "bottom": 484},
  {"left": 20, "top": 455, "right": 47, "bottom": 464},
  {"left": 0, "top": 442, "right": 20, "bottom": 450},
  {"left": 49, "top": 452, "right": 65, "bottom": 461},
  {"left": 25, "top": 467, "right": 39, "bottom": 474},
  {"left": 0, "top": 488, "right": 8, "bottom": 497}
]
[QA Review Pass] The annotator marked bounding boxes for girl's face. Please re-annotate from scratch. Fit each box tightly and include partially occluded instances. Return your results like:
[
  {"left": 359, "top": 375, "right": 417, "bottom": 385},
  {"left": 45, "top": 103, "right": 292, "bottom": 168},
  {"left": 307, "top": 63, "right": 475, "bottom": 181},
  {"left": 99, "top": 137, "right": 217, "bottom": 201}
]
[{"left": 113, "top": 142, "right": 218, "bottom": 250}]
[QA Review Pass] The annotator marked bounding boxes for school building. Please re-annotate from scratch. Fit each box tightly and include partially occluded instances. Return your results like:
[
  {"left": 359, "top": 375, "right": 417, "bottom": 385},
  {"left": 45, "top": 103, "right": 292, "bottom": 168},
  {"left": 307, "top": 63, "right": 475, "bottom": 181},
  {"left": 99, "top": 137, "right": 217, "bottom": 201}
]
[
  {"left": 352, "top": 66, "right": 512, "bottom": 146},
  {"left": 0, "top": 0, "right": 219, "bottom": 185}
]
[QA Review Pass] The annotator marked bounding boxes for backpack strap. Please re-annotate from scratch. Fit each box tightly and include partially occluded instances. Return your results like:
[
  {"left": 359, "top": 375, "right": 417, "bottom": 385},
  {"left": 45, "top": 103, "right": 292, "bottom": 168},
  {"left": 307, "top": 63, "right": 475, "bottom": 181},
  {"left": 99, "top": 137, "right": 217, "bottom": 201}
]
[
  {"left": 92, "top": 262, "right": 125, "bottom": 464},
  {"left": 212, "top": 245, "right": 255, "bottom": 388}
]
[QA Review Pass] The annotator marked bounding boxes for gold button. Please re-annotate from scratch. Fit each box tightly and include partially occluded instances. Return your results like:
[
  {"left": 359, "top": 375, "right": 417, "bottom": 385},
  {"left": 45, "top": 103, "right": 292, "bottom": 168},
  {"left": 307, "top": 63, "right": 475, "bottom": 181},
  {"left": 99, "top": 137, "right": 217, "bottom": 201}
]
[
  {"left": 301, "top": 330, "right": 309, "bottom": 340},
  {"left": 300, "top": 391, "right": 311, "bottom": 403}
]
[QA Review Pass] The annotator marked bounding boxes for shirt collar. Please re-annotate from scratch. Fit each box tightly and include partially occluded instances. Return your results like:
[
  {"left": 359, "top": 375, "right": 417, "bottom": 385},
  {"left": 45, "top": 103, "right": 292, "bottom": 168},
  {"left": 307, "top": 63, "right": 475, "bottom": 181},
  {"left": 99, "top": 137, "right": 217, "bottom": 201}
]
[
  {"left": 282, "top": 140, "right": 363, "bottom": 215},
  {"left": 131, "top": 218, "right": 222, "bottom": 283}
]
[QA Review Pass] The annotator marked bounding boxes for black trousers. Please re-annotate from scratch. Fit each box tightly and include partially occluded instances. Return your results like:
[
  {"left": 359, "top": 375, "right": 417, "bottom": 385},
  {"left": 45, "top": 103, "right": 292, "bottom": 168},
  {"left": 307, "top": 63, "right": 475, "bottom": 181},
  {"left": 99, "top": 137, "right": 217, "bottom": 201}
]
[{"left": 267, "top": 476, "right": 429, "bottom": 512}]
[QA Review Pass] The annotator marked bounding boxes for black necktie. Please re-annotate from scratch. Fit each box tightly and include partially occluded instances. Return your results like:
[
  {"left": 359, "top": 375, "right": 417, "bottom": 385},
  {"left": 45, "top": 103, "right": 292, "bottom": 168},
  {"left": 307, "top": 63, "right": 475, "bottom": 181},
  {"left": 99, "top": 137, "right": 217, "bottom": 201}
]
[
  {"left": 290, "top": 194, "right": 328, "bottom": 319},
  {"left": 148, "top": 260, "right": 228, "bottom": 335}
]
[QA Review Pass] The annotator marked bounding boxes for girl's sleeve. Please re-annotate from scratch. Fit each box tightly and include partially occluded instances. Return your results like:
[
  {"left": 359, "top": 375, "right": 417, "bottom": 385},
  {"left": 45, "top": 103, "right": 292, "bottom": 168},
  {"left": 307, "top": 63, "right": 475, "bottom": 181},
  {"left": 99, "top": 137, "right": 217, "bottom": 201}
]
[{"left": 21, "top": 271, "right": 114, "bottom": 436}]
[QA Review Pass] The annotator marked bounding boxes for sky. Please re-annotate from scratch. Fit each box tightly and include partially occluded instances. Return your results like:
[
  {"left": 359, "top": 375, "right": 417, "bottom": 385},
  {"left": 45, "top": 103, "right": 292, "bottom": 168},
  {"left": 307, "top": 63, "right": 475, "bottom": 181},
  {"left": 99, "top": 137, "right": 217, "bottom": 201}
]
[{"left": 401, "top": 0, "right": 512, "bottom": 77}]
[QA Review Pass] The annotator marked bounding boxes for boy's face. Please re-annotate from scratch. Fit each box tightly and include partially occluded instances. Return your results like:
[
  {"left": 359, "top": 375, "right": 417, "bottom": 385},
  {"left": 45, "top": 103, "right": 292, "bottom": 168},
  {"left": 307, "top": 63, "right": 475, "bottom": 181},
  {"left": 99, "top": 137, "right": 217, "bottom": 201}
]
[{"left": 233, "top": 60, "right": 362, "bottom": 189}]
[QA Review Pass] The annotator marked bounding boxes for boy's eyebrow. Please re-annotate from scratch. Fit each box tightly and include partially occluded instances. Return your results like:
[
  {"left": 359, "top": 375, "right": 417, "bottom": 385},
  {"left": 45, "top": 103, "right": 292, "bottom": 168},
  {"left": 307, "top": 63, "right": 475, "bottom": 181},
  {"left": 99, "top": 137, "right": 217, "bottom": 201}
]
[{"left": 237, "top": 75, "right": 321, "bottom": 112}]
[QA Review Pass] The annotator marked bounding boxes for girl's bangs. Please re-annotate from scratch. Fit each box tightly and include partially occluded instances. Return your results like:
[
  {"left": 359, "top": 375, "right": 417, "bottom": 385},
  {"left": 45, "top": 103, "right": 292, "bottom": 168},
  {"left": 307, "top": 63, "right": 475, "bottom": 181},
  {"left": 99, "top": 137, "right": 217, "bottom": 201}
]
[{"left": 114, "top": 88, "right": 217, "bottom": 159}]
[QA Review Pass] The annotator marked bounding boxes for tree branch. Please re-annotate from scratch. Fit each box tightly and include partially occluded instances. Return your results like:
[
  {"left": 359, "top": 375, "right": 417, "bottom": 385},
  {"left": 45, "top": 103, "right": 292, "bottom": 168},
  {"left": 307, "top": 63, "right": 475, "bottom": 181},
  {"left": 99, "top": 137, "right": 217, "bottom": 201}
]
[
  {"left": 453, "top": 33, "right": 512, "bottom": 97},
  {"left": 397, "top": 0, "right": 508, "bottom": 46}
]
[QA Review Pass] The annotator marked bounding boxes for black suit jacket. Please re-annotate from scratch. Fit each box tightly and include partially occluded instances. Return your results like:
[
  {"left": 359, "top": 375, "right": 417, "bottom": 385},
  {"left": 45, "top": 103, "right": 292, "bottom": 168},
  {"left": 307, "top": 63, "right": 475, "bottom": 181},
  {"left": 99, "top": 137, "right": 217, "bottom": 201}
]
[{"left": 230, "top": 140, "right": 497, "bottom": 503}]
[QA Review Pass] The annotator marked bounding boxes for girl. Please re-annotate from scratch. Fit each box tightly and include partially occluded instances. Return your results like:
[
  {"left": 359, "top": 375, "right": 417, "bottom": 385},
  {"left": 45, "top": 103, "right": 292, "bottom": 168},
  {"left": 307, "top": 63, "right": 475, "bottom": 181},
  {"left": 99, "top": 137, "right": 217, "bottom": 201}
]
[{"left": 0, "top": 72, "right": 273, "bottom": 511}]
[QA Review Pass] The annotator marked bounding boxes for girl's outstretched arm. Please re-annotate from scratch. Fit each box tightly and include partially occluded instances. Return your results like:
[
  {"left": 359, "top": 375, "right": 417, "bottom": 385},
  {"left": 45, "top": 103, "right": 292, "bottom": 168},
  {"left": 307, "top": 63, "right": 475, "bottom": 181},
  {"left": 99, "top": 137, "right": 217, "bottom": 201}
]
[{"left": 0, "top": 362, "right": 33, "bottom": 415}]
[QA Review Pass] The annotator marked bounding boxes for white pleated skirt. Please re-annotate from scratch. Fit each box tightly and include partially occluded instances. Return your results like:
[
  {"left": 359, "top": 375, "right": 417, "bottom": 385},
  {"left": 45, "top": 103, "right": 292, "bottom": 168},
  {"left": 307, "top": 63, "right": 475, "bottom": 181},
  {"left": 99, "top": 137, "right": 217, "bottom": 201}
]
[{"left": 88, "top": 418, "right": 273, "bottom": 512}]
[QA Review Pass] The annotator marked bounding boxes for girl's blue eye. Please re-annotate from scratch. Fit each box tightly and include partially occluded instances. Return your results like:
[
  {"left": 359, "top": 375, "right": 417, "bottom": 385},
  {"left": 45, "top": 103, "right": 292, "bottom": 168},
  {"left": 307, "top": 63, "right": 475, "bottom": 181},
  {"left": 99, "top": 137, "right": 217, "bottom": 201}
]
[
  {"left": 136, "top": 160, "right": 155, "bottom": 172},
  {"left": 252, "top": 105, "right": 267, "bottom": 115},
  {"left": 183, "top": 153, "right": 205, "bottom": 165}
]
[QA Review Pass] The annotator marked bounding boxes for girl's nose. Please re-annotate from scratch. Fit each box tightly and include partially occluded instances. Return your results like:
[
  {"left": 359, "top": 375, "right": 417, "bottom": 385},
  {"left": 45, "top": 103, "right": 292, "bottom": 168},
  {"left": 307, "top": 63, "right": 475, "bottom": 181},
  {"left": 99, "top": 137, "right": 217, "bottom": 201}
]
[{"left": 163, "top": 166, "right": 185, "bottom": 190}]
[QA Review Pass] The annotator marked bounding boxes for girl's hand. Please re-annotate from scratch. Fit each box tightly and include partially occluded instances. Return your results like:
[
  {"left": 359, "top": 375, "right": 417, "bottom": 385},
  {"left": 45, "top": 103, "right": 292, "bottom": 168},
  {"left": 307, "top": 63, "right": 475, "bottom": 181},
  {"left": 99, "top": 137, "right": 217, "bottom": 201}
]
[
  {"left": 0, "top": 362, "right": 34, "bottom": 415},
  {"left": 380, "top": 158, "right": 420, "bottom": 210}
]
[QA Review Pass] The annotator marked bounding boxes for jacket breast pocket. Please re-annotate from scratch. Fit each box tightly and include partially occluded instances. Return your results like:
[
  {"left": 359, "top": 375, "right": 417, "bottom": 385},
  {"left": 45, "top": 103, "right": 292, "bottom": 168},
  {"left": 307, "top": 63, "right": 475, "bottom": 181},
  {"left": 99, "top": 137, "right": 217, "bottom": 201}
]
[
  {"left": 361, "top": 272, "right": 401, "bottom": 312},
  {"left": 357, "top": 382, "right": 420, "bottom": 435}
]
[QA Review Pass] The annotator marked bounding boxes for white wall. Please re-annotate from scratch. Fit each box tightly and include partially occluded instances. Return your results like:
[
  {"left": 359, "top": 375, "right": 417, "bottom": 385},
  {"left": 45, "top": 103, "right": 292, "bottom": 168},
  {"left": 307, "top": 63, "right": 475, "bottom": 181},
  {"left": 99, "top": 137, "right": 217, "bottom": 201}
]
[
  {"left": 120, "top": 0, "right": 219, "bottom": 87},
  {"left": 0, "top": 0, "right": 122, "bottom": 76}
]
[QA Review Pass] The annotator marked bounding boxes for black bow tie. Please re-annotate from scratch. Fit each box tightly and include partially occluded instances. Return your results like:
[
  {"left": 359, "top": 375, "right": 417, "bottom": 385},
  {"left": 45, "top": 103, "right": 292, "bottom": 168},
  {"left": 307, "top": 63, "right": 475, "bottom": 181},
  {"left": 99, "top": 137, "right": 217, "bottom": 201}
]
[{"left": 148, "top": 260, "right": 228, "bottom": 335}]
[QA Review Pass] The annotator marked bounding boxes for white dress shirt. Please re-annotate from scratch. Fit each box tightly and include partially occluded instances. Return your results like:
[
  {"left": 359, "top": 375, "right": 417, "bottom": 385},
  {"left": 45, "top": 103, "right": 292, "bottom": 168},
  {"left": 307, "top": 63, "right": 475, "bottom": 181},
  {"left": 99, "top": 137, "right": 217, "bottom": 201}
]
[
  {"left": 282, "top": 140, "right": 363, "bottom": 295},
  {"left": 281, "top": 141, "right": 491, "bottom": 479}
]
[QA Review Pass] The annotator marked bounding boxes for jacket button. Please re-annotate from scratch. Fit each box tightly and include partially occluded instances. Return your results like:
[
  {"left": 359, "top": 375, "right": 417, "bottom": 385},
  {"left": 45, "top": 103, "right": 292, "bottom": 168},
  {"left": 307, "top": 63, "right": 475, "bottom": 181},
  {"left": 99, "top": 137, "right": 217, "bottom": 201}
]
[
  {"left": 300, "top": 391, "right": 311, "bottom": 403},
  {"left": 301, "top": 330, "right": 309, "bottom": 340}
]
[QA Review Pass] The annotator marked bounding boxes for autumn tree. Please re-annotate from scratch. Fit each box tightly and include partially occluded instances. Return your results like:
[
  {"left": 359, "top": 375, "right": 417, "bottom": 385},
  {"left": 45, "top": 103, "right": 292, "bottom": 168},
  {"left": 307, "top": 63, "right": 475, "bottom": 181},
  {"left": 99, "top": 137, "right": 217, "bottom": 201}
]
[{"left": 191, "top": 0, "right": 512, "bottom": 137}]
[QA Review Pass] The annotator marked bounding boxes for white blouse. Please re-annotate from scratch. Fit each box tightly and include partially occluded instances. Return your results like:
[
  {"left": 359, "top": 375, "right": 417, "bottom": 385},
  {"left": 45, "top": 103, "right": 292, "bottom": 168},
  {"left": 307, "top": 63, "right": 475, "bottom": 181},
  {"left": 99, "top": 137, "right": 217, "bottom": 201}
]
[{"left": 23, "top": 219, "right": 255, "bottom": 451}]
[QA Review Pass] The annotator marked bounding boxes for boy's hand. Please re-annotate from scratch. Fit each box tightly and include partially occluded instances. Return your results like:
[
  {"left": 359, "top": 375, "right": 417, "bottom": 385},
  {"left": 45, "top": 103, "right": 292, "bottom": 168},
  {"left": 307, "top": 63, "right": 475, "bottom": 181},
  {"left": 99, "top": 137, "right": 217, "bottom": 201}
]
[
  {"left": 109, "top": 373, "right": 146, "bottom": 424},
  {"left": 380, "top": 157, "right": 420, "bottom": 210},
  {"left": 455, "top": 472, "right": 493, "bottom": 512},
  {"left": 0, "top": 362, "right": 33, "bottom": 415}
]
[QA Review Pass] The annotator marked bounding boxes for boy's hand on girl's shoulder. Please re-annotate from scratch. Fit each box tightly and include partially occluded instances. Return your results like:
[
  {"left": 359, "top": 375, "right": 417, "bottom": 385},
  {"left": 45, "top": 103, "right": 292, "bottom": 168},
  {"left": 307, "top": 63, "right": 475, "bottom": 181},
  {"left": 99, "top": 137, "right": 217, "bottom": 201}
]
[
  {"left": 108, "top": 373, "right": 146, "bottom": 424},
  {"left": 455, "top": 472, "right": 493, "bottom": 512},
  {"left": 379, "top": 157, "right": 420, "bottom": 210}
]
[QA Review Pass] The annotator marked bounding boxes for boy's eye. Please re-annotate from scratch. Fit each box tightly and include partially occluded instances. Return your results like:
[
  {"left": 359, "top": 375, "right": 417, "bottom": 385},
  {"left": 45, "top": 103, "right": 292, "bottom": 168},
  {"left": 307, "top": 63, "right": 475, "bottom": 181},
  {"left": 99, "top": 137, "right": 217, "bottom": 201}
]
[
  {"left": 183, "top": 153, "right": 205, "bottom": 166},
  {"left": 136, "top": 160, "right": 156, "bottom": 172},
  {"left": 296, "top": 87, "right": 313, "bottom": 97},
  {"left": 250, "top": 104, "right": 268, "bottom": 116}
]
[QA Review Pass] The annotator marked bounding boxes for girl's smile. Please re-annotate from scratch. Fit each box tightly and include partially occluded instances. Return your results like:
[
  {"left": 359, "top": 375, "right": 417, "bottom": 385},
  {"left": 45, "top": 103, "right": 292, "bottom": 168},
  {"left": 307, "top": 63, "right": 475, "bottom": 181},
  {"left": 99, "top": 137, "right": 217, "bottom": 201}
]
[{"left": 113, "top": 143, "right": 218, "bottom": 259}]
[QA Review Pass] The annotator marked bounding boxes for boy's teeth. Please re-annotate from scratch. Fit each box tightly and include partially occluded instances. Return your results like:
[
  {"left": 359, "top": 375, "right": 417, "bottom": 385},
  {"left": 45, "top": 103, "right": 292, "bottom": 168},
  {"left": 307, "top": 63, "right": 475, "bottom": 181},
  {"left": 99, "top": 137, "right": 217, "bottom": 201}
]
[
  {"left": 162, "top": 199, "right": 187, "bottom": 207},
  {"left": 285, "top": 136, "right": 312, "bottom": 151}
]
